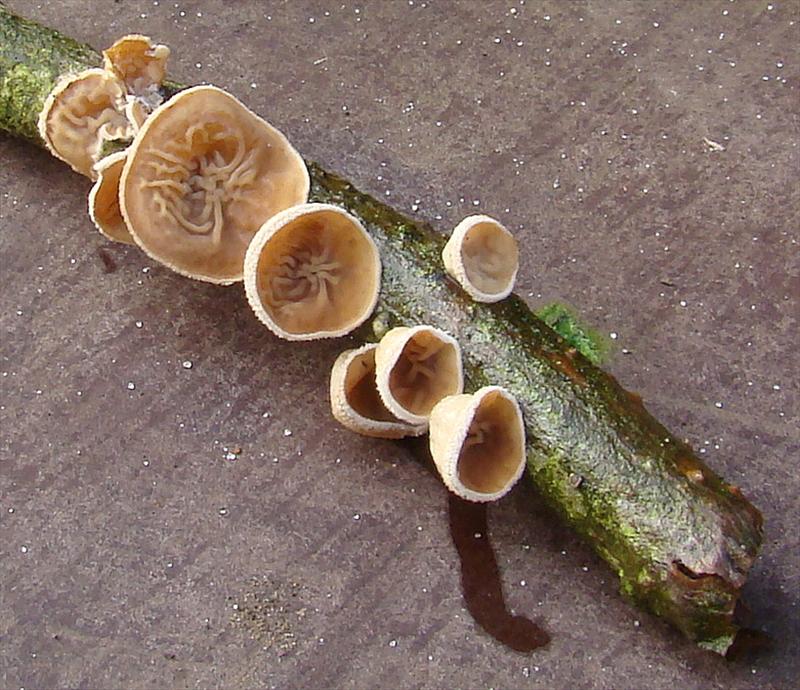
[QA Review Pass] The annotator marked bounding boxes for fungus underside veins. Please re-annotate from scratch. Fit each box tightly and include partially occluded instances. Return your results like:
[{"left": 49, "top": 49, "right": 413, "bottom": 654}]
[{"left": 0, "top": 4, "right": 763, "bottom": 655}]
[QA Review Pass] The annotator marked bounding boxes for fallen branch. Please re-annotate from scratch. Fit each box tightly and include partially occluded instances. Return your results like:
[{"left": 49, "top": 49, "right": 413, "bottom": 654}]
[{"left": 0, "top": 4, "right": 762, "bottom": 654}]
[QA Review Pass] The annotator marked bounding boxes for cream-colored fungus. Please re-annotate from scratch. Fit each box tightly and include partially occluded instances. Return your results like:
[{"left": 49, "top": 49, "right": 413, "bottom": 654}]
[
  {"left": 88, "top": 151, "right": 133, "bottom": 244},
  {"left": 429, "top": 386, "right": 526, "bottom": 502},
  {"left": 330, "top": 344, "right": 426, "bottom": 438},
  {"left": 374, "top": 325, "right": 463, "bottom": 427},
  {"left": 38, "top": 68, "right": 133, "bottom": 178},
  {"left": 442, "top": 214, "right": 518, "bottom": 302},
  {"left": 103, "top": 34, "right": 170, "bottom": 108},
  {"left": 244, "top": 203, "right": 381, "bottom": 339},
  {"left": 120, "top": 85, "right": 309, "bottom": 283}
]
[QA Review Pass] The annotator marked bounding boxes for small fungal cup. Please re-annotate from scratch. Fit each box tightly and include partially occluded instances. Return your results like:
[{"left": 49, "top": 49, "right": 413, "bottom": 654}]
[
  {"left": 330, "top": 344, "right": 427, "bottom": 438},
  {"left": 429, "top": 386, "right": 526, "bottom": 502},
  {"left": 374, "top": 325, "right": 463, "bottom": 426},
  {"left": 103, "top": 34, "right": 170, "bottom": 107},
  {"left": 442, "top": 214, "right": 519, "bottom": 302},
  {"left": 244, "top": 203, "right": 381, "bottom": 340}
]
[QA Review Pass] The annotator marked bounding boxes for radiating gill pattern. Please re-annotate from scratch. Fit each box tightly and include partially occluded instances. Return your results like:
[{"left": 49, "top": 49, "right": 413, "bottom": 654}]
[
  {"left": 394, "top": 337, "right": 443, "bottom": 411},
  {"left": 49, "top": 88, "right": 130, "bottom": 175},
  {"left": 264, "top": 233, "right": 342, "bottom": 314},
  {"left": 56, "top": 95, "right": 128, "bottom": 142},
  {"left": 142, "top": 123, "right": 258, "bottom": 244},
  {"left": 464, "top": 419, "right": 493, "bottom": 450}
]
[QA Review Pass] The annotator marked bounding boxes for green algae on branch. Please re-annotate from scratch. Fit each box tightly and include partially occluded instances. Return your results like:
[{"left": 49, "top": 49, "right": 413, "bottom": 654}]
[
  {"left": 0, "top": 4, "right": 763, "bottom": 654},
  {"left": 535, "top": 302, "right": 611, "bottom": 366},
  {"left": 0, "top": 4, "right": 101, "bottom": 142}
]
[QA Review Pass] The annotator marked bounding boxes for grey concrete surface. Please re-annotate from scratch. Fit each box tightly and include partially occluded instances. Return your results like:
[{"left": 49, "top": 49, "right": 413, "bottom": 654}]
[{"left": 1, "top": 1, "right": 798, "bottom": 688}]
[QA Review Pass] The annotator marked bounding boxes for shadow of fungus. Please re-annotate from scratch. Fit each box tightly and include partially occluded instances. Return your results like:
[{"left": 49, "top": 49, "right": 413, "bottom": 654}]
[{"left": 448, "top": 493, "right": 550, "bottom": 653}]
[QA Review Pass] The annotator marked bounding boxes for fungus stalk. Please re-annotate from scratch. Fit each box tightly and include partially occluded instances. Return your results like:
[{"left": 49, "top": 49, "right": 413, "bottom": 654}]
[{"left": 0, "top": 5, "right": 763, "bottom": 654}]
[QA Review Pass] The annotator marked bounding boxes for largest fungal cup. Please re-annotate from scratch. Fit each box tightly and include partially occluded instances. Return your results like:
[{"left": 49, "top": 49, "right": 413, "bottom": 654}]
[
  {"left": 244, "top": 203, "right": 381, "bottom": 340},
  {"left": 119, "top": 85, "right": 310, "bottom": 283}
]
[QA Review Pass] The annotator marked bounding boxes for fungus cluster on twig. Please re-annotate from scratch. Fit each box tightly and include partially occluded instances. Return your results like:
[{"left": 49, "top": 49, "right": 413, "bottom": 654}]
[
  {"left": 335, "top": 326, "right": 526, "bottom": 502},
  {"left": 39, "top": 35, "right": 171, "bottom": 178},
  {"left": 41, "top": 33, "right": 526, "bottom": 504}
]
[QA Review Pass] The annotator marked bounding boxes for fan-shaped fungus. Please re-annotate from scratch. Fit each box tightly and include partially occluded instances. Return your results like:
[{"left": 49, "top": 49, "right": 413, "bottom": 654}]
[
  {"left": 38, "top": 68, "right": 133, "bottom": 178},
  {"left": 120, "top": 85, "right": 310, "bottom": 284},
  {"left": 374, "top": 325, "right": 463, "bottom": 426},
  {"left": 429, "top": 386, "right": 526, "bottom": 502},
  {"left": 244, "top": 203, "right": 381, "bottom": 339},
  {"left": 88, "top": 151, "right": 134, "bottom": 244},
  {"left": 330, "top": 344, "right": 427, "bottom": 438},
  {"left": 103, "top": 34, "right": 170, "bottom": 107},
  {"left": 442, "top": 215, "right": 518, "bottom": 302}
]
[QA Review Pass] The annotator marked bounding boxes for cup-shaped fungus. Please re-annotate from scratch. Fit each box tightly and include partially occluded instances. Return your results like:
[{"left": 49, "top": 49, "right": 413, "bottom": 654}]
[
  {"left": 330, "top": 344, "right": 427, "bottom": 438},
  {"left": 120, "top": 85, "right": 310, "bottom": 284},
  {"left": 442, "top": 215, "right": 519, "bottom": 303},
  {"left": 88, "top": 151, "right": 134, "bottom": 244},
  {"left": 429, "top": 386, "right": 526, "bottom": 502},
  {"left": 374, "top": 325, "right": 463, "bottom": 426},
  {"left": 244, "top": 203, "right": 381, "bottom": 339},
  {"left": 103, "top": 34, "right": 170, "bottom": 107},
  {"left": 38, "top": 68, "right": 133, "bottom": 178}
]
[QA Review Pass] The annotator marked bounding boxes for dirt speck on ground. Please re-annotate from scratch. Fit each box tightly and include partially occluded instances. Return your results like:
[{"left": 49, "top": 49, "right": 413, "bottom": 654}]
[{"left": 229, "top": 575, "right": 311, "bottom": 657}]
